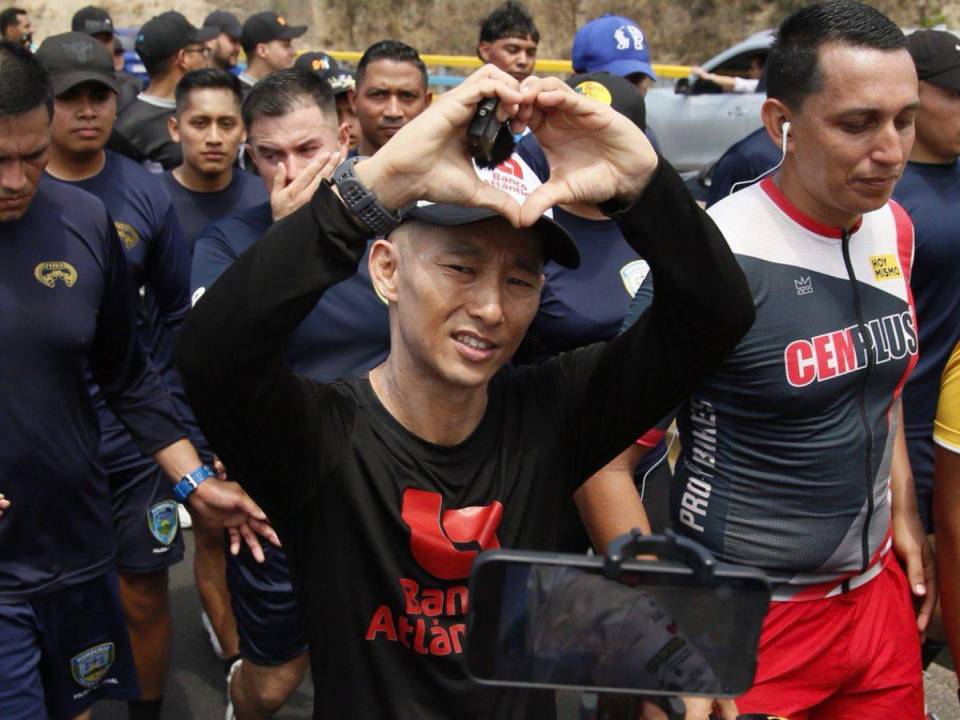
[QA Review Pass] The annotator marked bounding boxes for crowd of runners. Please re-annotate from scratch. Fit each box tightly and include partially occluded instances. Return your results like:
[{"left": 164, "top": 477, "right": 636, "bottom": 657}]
[{"left": 2, "top": 1, "right": 960, "bottom": 719}]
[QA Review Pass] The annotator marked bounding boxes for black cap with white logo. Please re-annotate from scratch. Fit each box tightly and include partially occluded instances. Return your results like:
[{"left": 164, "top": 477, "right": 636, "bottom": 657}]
[
  {"left": 136, "top": 11, "right": 218, "bottom": 71},
  {"left": 71, "top": 6, "right": 114, "bottom": 37},
  {"left": 907, "top": 29, "right": 960, "bottom": 91},
  {"left": 36, "top": 31, "right": 118, "bottom": 95},
  {"left": 241, "top": 11, "right": 307, "bottom": 52},
  {"left": 204, "top": 10, "right": 242, "bottom": 40}
]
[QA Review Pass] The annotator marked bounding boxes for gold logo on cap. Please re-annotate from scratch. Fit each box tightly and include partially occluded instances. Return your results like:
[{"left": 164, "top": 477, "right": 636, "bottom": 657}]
[
  {"left": 34, "top": 261, "right": 78, "bottom": 288},
  {"left": 312, "top": 58, "right": 322, "bottom": 70},
  {"left": 277, "top": 15, "right": 287, "bottom": 25},
  {"left": 574, "top": 80, "right": 613, "bottom": 106}
]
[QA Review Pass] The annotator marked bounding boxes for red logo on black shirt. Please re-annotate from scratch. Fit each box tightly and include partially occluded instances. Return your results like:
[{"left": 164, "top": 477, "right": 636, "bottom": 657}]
[{"left": 401, "top": 488, "right": 503, "bottom": 580}]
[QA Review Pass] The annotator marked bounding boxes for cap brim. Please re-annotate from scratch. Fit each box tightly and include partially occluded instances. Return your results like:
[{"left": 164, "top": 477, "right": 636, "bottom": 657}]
[
  {"left": 277, "top": 25, "right": 308, "bottom": 40},
  {"left": 922, "top": 65, "right": 960, "bottom": 91},
  {"left": 52, "top": 71, "right": 119, "bottom": 96},
  {"left": 194, "top": 25, "right": 220, "bottom": 43},
  {"left": 595, "top": 59, "right": 657, "bottom": 81},
  {"left": 403, "top": 204, "right": 580, "bottom": 269}
]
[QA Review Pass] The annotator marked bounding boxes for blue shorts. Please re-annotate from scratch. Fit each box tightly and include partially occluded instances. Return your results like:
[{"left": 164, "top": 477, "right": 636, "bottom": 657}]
[
  {"left": 226, "top": 541, "right": 308, "bottom": 666},
  {"left": 110, "top": 463, "right": 184, "bottom": 573},
  {"left": 0, "top": 569, "right": 139, "bottom": 719}
]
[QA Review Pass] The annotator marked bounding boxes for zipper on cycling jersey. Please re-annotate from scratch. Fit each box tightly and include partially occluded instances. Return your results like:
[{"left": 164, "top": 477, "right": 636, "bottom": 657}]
[{"left": 841, "top": 228, "right": 875, "bottom": 575}]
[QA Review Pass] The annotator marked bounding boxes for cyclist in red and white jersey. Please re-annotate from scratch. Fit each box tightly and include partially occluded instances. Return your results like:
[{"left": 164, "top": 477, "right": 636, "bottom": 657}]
[{"left": 610, "top": 2, "right": 934, "bottom": 717}]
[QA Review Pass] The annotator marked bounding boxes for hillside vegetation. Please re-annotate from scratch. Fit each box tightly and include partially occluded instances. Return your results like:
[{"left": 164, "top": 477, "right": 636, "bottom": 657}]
[{"left": 24, "top": 0, "right": 959, "bottom": 67}]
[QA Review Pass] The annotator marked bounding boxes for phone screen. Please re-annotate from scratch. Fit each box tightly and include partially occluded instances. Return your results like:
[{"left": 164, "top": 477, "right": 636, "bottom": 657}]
[{"left": 467, "top": 558, "right": 769, "bottom": 696}]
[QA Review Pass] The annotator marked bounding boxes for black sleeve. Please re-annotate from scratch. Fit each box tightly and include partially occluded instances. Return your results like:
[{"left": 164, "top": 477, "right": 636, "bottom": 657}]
[
  {"left": 91, "top": 219, "right": 185, "bottom": 455},
  {"left": 176, "top": 184, "right": 369, "bottom": 533},
  {"left": 531, "top": 160, "right": 754, "bottom": 487}
]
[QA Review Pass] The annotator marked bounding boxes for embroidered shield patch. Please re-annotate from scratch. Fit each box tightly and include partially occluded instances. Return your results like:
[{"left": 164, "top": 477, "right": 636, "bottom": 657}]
[
  {"left": 70, "top": 643, "right": 115, "bottom": 689},
  {"left": 147, "top": 500, "right": 179, "bottom": 545}
]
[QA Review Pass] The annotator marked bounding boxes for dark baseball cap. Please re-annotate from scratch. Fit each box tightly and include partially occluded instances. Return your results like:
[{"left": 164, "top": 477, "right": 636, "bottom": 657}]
[
  {"left": 136, "top": 11, "right": 218, "bottom": 71},
  {"left": 71, "top": 6, "right": 114, "bottom": 37},
  {"left": 907, "top": 29, "right": 960, "bottom": 91},
  {"left": 294, "top": 51, "right": 339, "bottom": 74},
  {"left": 322, "top": 68, "right": 356, "bottom": 96},
  {"left": 204, "top": 10, "right": 242, "bottom": 40},
  {"left": 36, "top": 32, "right": 118, "bottom": 95},
  {"left": 402, "top": 203, "right": 579, "bottom": 269},
  {"left": 572, "top": 14, "right": 656, "bottom": 81},
  {"left": 241, "top": 12, "right": 307, "bottom": 51},
  {"left": 567, "top": 72, "right": 645, "bottom": 131}
]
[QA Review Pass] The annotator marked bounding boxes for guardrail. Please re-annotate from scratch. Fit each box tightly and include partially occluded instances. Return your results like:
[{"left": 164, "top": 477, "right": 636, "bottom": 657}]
[{"left": 325, "top": 50, "right": 691, "bottom": 80}]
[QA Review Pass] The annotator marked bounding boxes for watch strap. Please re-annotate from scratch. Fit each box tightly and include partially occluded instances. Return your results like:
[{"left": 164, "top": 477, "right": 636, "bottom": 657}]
[
  {"left": 173, "top": 464, "right": 215, "bottom": 502},
  {"left": 331, "top": 156, "right": 403, "bottom": 236}
]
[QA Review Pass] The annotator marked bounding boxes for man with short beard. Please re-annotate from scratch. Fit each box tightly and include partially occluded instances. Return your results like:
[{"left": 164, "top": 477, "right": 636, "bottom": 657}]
[
  {"left": 352, "top": 40, "right": 431, "bottom": 157},
  {"left": 203, "top": 11, "right": 242, "bottom": 72}
]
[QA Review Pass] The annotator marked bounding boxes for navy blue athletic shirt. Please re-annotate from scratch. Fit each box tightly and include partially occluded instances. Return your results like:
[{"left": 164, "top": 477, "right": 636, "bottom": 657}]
[
  {"left": 47, "top": 150, "right": 191, "bottom": 474},
  {"left": 894, "top": 159, "right": 960, "bottom": 527},
  {"left": 191, "top": 202, "right": 390, "bottom": 382},
  {"left": 704, "top": 127, "right": 781, "bottom": 208},
  {"left": 0, "top": 179, "right": 184, "bottom": 602},
  {"left": 517, "top": 134, "right": 667, "bottom": 479},
  {"left": 160, "top": 170, "right": 268, "bottom": 254}
]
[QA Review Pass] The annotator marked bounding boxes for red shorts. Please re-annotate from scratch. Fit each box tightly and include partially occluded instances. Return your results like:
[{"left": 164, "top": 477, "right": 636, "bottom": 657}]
[{"left": 736, "top": 560, "right": 923, "bottom": 720}]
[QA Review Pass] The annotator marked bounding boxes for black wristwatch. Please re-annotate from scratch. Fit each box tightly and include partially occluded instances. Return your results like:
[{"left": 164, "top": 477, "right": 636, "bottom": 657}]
[{"left": 331, "top": 156, "right": 403, "bottom": 235}]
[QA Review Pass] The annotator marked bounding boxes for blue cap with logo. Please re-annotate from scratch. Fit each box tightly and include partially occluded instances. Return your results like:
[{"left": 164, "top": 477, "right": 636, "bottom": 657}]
[{"left": 571, "top": 14, "right": 656, "bottom": 81}]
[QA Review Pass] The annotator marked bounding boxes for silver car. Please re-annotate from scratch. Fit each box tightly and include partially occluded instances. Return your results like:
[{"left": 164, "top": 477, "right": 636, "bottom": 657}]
[{"left": 645, "top": 30, "right": 774, "bottom": 173}]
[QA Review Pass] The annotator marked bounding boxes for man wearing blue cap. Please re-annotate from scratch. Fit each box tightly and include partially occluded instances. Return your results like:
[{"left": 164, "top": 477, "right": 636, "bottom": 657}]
[{"left": 572, "top": 14, "right": 657, "bottom": 96}]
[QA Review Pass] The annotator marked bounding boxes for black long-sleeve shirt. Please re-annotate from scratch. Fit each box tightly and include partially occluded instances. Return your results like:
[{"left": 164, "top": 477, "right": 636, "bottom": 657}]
[{"left": 178, "top": 160, "right": 754, "bottom": 719}]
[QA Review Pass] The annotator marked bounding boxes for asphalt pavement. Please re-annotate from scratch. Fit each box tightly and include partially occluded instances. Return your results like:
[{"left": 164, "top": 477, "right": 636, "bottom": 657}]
[{"left": 92, "top": 531, "right": 959, "bottom": 720}]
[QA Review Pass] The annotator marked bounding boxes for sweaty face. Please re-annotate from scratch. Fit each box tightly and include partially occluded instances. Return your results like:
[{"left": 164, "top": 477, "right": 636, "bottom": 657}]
[
  {"left": 0, "top": 106, "right": 50, "bottom": 223},
  {"left": 260, "top": 38, "right": 296, "bottom": 72},
  {"left": 209, "top": 33, "right": 241, "bottom": 70},
  {"left": 478, "top": 35, "right": 538, "bottom": 82},
  {"left": 384, "top": 218, "right": 544, "bottom": 389},
  {"left": 783, "top": 42, "right": 918, "bottom": 228},
  {"left": 354, "top": 60, "right": 431, "bottom": 152},
  {"left": 248, "top": 102, "right": 345, "bottom": 190},
  {"left": 913, "top": 80, "right": 960, "bottom": 163},
  {"left": 174, "top": 88, "right": 244, "bottom": 177},
  {"left": 51, "top": 82, "right": 116, "bottom": 157}
]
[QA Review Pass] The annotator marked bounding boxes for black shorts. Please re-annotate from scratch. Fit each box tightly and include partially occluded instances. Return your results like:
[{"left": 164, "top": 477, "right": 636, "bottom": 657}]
[
  {"left": 0, "top": 569, "right": 139, "bottom": 719},
  {"left": 110, "top": 463, "right": 185, "bottom": 574},
  {"left": 226, "top": 541, "right": 308, "bottom": 666}
]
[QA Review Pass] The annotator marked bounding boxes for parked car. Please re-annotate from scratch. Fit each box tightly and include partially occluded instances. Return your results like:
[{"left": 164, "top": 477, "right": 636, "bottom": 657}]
[{"left": 645, "top": 30, "right": 774, "bottom": 174}]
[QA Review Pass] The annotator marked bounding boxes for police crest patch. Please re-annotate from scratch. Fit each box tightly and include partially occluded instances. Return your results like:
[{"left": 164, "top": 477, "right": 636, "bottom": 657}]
[
  {"left": 147, "top": 500, "right": 179, "bottom": 545},
  {"left": 620, "top": 259, "right": 651, "bottom": 298},
  {"left": 71, "top": 643, "right": 115, "bottom": 689}
]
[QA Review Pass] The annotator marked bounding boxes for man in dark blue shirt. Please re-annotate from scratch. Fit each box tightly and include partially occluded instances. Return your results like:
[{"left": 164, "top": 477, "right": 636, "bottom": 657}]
[
  {"left": 163, "top": 67, "right": 267, "bottom": 673},
  {"left": 704, "top": 126, "right": 782, "bottom": 207},
  {"left": 191, "top": 68, "right": 389, "bottom": 720},
  {"left": 162, "top": 69, "right": 267, "bottom": 252},
  {"left": 29, "top": 34, "right": 275, "bottom": 720}
]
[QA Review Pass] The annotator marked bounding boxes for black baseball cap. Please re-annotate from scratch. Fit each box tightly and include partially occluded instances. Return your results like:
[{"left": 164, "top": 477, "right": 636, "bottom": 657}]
[
  {"left": 322, "top": 68, "right": 356, "bottom": 96},
  {"left": 907, "top": 29, "right": 960, "bottom": 91},
  {"left": 36, "top": 32, "right": 118, "bottom": 95},
  {"left": 71, "top": 6, "right": 114, "bottom": 37},
  {"left": 241, "top": 12, "right": 307, "bottom": 52},
  {"left": 401, "top": 204, "right": 580, "bottom": 269},
  {"left": 136, "top": 11, "right": 218, "bottom": 71},
  {"left": 204, "top": 10, "right": 242, "bottom": 40},
  {"left": 566, "top": 72, "right": 646, "bottom": 131},
  {"left": 294, "top": 51, "right": 339, "bottom": 74}
]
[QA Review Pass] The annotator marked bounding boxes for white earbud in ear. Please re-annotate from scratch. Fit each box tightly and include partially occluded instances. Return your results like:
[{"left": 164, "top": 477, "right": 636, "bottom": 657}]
[{"left": 781, "top": 121, "right": 791, "bottom": 155}]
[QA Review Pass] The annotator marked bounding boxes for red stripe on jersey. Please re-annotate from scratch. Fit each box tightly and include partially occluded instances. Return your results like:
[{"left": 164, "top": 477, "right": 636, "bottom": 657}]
[
  {"left": 761, "top": 177, "right": 863, "bottom": 239},
  {"left": 889, "top": 200, "right": 918, "bottom": 399},
  {"left": 636, "top": 428, "right": 666, "bottom": 448}
]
